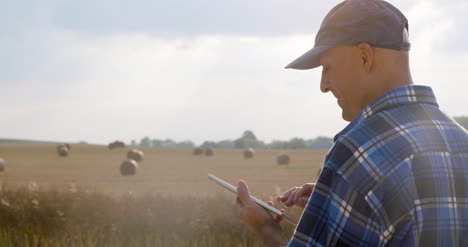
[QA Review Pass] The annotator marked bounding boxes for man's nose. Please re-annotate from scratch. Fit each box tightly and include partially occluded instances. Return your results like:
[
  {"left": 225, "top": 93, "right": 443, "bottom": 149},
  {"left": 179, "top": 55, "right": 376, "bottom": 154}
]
[{"left": 320, "top": 76, "right": 330, "bottom": 93}]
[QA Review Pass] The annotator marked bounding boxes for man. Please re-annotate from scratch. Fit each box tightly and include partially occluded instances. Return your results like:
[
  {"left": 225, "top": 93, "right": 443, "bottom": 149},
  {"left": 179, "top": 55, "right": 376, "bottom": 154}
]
[{"left": 234, "top": 0, "right": 468, "bottom": 246}]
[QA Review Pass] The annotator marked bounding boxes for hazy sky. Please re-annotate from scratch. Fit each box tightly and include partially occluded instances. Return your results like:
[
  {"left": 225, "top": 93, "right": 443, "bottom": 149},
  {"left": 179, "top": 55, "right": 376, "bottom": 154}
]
[{"left": 1, "top": 0, "right": 467, "bottom": 145}]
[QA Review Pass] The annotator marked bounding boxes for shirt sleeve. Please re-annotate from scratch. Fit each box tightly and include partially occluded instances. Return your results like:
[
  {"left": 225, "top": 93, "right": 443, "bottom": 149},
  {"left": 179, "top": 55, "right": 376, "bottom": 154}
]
[
  {"left": 287, "top": 138, "right": 382, "bottom": 247},
  {"left": 288, "top": 168, "right": 381, "bottom": 247}
]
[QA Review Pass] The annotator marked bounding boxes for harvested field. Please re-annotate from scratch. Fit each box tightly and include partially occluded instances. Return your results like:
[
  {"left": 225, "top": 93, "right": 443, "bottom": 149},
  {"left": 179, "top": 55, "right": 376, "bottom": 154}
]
[
  {"left": 0, "top": 144, "right": 325, "bottom": 197},
  {"left": 0, "top": 144, "right": 326, "bottom": 246}
]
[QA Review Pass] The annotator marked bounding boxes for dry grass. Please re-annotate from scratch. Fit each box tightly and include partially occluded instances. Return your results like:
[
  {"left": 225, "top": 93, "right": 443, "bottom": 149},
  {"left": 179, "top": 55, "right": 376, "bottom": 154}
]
[
  {"left": 0, "top": 185, "right": 306, "bottom": 247},
  {"left": 0, "top": 144, "right": 326, "bottom": 246}
]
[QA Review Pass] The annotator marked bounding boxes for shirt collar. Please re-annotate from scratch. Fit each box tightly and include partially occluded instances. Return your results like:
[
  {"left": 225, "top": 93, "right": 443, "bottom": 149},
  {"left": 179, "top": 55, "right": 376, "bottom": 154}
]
[{"left": 334, "top": 85, "right": 438, "bottom": 142}]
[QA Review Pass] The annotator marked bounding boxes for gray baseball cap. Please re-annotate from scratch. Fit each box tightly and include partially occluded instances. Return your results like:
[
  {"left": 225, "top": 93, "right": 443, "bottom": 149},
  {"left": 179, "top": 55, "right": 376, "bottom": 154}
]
[{"left": 285, "top": 0, "right": 410, "bottom": 70}]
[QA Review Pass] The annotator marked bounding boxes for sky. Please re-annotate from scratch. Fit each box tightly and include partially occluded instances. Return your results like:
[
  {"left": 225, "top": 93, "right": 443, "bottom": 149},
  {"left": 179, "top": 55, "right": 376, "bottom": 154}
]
[{"left": 1, "top": 0, "right": 467, "bottom": 145}]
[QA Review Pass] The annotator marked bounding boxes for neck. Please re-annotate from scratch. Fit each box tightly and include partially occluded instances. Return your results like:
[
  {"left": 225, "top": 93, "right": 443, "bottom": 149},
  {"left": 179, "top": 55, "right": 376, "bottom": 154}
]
[
  {"left": 373, "top": 49, "right": 414, "bottom": 91},
  {"left": 383, "top": 62, "right": 414, "bottom": 89},
  {"left": 381, "top": 69, "right": 413, "bottom": 91},
  {"left": 361, "top": 67, "right": 414, "bottom": 112}
]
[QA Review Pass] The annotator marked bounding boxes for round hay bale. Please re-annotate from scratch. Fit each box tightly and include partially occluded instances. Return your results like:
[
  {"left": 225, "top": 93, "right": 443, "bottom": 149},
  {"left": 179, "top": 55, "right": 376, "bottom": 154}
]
[
  {"left": 108, "top": 140, "right": 126, "bottom": 150},
  {"left": 120, "top": 159, "right": 138, "bottom": 176},
  {"left": 0, "top": 158, "right": 5, "bottom": 172},
  {"left": 115, "top": 141, "right": 126, "bottom": 148},
  {"left": 205, "top": 148, "right": 215, "bottom": 157},
  {"left": 57, "top": 144, "right": 69, "bottom": 152},
  {"left": 127, "top": 149, "right": 144, "bottom": 162},
  {"left": 193, "top": 147, "right": 203, "bottom": 156},
  {"left": 276, "top": 153, "right": 290, "bottom": 165},
  {"left": 57, "top": 146, "right": 69, "bottom": 157},
  {"left": 243, "top": 148, "right": 255, "bottom": 159}
]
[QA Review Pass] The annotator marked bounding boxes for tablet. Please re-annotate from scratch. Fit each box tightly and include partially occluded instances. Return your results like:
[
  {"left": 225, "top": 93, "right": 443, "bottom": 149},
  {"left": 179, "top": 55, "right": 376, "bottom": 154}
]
[{"left": 208, "top": 173, "right": 297, "bottom": 225}]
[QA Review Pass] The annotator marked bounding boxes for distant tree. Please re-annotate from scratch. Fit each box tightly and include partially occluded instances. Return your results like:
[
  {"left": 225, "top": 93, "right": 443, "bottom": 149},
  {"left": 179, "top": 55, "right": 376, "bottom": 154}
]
[
  {"left": 234, "top": 138, "right": 259, "bottom": 149},
  {"left": 233, "top": 139, "right": 244, "bottom": 149},
  {"left": 175, "top": 140, "right": 195, "bottom": 148},
  {"left": 216, "top": 140, "right": 235, "bottom": 149},
  {"left": 234, "top": 130, "right": 260, "bottom": 149},
  {"left": 454, "top": 116, "right": 468, "bottom": 130},
  {"left": 201, "top": 141, "right": 216, "bottom": 149},
  {"left": 306, "top": 136, "right": 334, "bottom": 149},
  {"left": 140, "top": 137, "right": 151, "bottom": 147},
  {"left": 131, "top": 140, "right": 137, "bottom": 146},
  {"left": 241, "top": 130, "right": 257, "bottom": 141},
  {"left": 161, "top": 139, "right": 176, "bottom": 148},
  {"left": 287, "top": 137, "right": 307, "bottom": 149},
  {"left": 269, "top": 140, "right": 288, "bottom": 149},
  {"left": 255, "top": 140, "right": 266, "bottom": 149},
  {"left": 151, "top": 139, "right": 164, "bottom": 147}
]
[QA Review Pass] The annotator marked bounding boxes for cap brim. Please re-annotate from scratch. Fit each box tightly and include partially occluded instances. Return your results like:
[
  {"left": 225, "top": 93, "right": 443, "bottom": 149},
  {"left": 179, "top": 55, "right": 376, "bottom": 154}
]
[{"left": 285, "top": 45, "right": 333, "bottom": 70}]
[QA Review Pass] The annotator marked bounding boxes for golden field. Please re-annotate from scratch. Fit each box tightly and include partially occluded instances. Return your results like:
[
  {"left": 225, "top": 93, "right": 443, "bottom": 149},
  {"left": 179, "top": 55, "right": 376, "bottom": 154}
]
[
  {"left": 0, "top": 144, "right": 326, "bottom": 247},
  {"left": 0, "top": 144, "right": 325, "bottom": 197}
]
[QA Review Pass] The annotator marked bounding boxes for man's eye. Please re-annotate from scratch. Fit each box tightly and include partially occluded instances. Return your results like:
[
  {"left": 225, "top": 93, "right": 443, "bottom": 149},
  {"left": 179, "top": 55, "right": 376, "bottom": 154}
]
[{"left": 323, "top": 66, "right": 330, "bottom": 72}]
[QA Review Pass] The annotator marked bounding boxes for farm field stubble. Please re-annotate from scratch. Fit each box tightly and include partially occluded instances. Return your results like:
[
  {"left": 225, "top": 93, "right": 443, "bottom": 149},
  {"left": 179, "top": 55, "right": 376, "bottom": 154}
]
[
  {"left": 0, "top": 144, "right": 327, "bottom": 246},
  {"left": 0, "top": 145, "right": 325, "bottom": 197}
]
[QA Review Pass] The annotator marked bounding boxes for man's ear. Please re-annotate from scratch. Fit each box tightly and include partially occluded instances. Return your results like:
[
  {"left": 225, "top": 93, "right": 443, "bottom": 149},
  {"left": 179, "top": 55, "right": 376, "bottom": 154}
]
[{"left": 357, "top": 43, "right": 374, "bottom": 73}]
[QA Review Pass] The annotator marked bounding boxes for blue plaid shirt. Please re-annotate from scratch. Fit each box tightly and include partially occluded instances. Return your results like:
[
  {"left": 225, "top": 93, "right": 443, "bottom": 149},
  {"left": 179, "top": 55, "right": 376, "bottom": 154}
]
[{"left": 288, "top": 85, "right": 468, "bottom": 247}]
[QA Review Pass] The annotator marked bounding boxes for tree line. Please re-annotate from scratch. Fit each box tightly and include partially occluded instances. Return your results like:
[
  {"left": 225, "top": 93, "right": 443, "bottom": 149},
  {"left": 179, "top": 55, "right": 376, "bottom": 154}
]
[
  {"left": 131, "top": 130, "right": 334, "bottom": 150},
  {"left": 130, "top": 116, "right": 468, "bottom": 150}
]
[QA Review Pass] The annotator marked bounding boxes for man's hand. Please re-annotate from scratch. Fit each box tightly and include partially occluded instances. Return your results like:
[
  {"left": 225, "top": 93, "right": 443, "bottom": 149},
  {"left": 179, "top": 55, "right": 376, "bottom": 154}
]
[
  {"left": 234, "top": 180, "right": 288, "bottom": 247},
  {"left": 277, "top": 183, "right": 315, "bottom": 209}
]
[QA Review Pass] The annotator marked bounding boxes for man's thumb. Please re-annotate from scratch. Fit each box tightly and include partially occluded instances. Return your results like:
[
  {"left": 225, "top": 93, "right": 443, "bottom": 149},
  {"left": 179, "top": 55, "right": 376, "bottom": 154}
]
[
  {"left": 236, "top": 180, "right": 253, "bottom": 205},
  {"left": 298, "top": 197, "right": 309, "bottom": 208}
]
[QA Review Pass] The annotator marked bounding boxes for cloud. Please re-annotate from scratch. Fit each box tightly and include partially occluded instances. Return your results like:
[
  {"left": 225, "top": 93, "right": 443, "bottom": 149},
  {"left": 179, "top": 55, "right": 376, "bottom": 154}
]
[
  {"left": 0, "top": 0, "right": 343, "bottom": 38},
  {"left": 1, "top": 0, "right": 467, "bottom": 144},
  {"left": 0, "top": 31, "right": 346, "bottom": 144},
  {"left": 2, "top": 0, "right": 467, "bottom": 39},
  {"left": 405, "top": 0, "right": 468, "bottom": 53}
]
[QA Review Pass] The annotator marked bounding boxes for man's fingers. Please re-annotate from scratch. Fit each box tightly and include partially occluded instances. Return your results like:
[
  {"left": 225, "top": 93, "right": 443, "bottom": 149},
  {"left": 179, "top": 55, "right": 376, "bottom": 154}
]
[
  {"left": 268, "top": 201, "right": 284, "bottom": 224},
  {"left": 236, "top": 180, "right": 254, "bottom": 206},
  {"left": 278, "top": 187, "right": 295, "bottom": 203},
  {"left": 274, "top": 215, "right": 282, "bottom": 224},
  {"left": 293, "top": 184, "right": 315, "bottom": 205},
  {"left": 284, "top": 187, "right": 299, "bottom": 207},
  {"left": 275, "top": 209, "right": 285, "bottom": 224}
]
